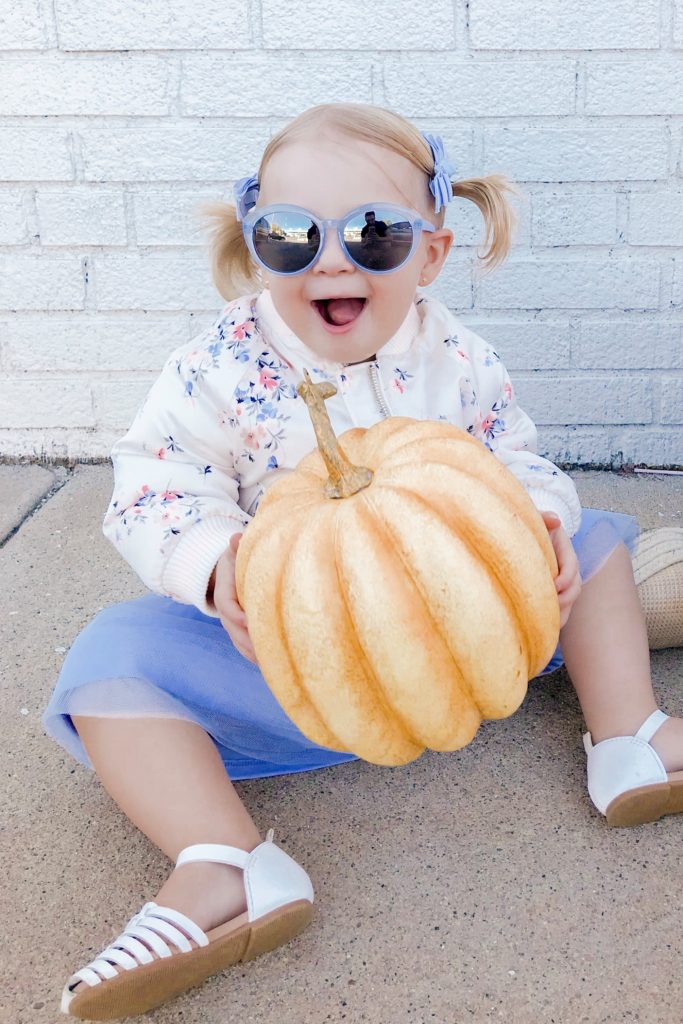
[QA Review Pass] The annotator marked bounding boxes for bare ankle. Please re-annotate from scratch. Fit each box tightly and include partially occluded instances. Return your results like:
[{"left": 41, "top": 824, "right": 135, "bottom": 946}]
[
  {"left": 156, "top": 861, "right": 248, "bottom": 933},
  {"left": 649, "top": 717, "right": 683, "bottom": 774}
]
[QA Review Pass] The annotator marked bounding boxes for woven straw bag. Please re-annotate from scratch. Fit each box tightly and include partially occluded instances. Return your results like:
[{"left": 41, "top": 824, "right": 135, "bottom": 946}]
[{"left": 632, "top": 527, "right": 683, "bottom": 650}]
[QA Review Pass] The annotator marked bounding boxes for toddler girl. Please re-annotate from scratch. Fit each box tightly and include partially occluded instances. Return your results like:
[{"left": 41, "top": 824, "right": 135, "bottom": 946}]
[{"left": 43, "top": 101, "right": 683, "bottom": 1021}]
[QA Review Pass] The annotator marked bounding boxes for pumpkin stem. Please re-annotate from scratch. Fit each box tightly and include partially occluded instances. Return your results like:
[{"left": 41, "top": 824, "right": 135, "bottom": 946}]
[{"left": 297, "top": 369, "right": 373, "bottom": 498}]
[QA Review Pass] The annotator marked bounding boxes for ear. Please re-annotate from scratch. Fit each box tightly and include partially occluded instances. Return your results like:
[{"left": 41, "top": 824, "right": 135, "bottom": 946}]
[{"left": 418, "top": 228, "right": 454, "bottom": 287}]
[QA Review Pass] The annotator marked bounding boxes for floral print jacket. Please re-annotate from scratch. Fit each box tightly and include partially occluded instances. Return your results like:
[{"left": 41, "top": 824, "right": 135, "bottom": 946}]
[{"left": 103, "top": 289, "right": 581, "bottom": 616}]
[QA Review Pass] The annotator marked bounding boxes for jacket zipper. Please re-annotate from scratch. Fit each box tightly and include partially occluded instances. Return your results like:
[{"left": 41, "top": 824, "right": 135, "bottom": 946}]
[{"left": 369, "top": 362, "right": 391, "bottom": 419}]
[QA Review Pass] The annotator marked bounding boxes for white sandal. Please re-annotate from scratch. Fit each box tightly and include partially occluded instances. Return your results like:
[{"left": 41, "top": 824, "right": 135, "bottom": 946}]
[
  {"left": 584, "top": 709, "right": 683, "bottom": 827},
  {"left": 60, "top": 829, "right": 314, "bottom": 1020}
]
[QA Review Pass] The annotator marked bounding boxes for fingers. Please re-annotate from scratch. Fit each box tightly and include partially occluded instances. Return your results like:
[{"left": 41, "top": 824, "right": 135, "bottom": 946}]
[
  {"left": 554, "top": 545, "right": 579, "bottom": 593},
  {"left": 539, "top": 509, "right": 582, "bottom": 625},
  {"left": 557, "top": 574, "right": 582, "bottom": 627},
  {"left": 218, "top": 534, "right": 243, "bottom": 605},
  {"left": 540, "top": 510, "right": 561, "bottom": 530},
  {"left": 218, "top": 607, "right": 257, "bottom": 663}
]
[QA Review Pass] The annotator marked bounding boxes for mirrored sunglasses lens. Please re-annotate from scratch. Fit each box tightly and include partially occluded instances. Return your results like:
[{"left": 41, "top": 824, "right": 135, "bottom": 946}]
[
  {"left": 252, "top": 211, "right": 320, "bottom": 273},
  {"left": 343, "top": 208, "right": 414, "bottom": 271}
]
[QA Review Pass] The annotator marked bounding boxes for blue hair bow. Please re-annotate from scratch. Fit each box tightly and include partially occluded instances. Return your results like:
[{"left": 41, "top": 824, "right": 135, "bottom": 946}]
[
  {"left": 233, "top": 174, "right": 259, "bottom": 222},
  {"left": 421, "top": 133, "right": 456, "bottom": 214}
]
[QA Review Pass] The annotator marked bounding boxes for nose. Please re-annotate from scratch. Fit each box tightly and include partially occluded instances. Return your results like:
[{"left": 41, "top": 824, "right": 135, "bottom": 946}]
[{"left": 312, "top": 222, "right": 354, "bottom": 274}]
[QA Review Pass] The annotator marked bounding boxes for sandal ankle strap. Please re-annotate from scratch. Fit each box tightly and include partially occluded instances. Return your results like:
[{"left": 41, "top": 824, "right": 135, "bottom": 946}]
[
  {"left": 582, "top": 709, "right": 671, "bottom": 816},
  {"left": 176, "top": 828, "right": 275, "bottom": 869},
  {"left": 635, "top": 709, "right": 669, "bottom": 743},
  {"left": 584, "top": 709, "right": 669, "bottom": 752}
]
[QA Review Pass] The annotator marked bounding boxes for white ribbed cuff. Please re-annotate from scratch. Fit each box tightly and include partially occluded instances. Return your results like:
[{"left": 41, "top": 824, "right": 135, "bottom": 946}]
[
  {"left": 162, "top": 516, "right": 247, "bottom": 617},
  {"left": 526, "top": 486, "right": 581, "bottom": 538}
]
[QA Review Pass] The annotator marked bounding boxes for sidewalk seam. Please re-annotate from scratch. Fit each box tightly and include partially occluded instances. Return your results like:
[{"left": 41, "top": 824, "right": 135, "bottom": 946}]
[{"left": 0, "top": 469, "right": 75, "bottom": 550}]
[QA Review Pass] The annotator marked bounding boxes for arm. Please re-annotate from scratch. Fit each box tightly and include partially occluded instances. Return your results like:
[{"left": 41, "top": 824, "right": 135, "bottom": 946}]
[
  {"left": 102, "top": 336, "right": 250, "bottom": 618},
  {"left": 469, "top": 353, "right": 582, "bottom": 537}
]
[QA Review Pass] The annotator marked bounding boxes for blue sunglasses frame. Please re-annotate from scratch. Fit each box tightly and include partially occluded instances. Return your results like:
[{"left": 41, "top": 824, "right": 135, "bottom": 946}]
[{"left": 241, "top": 202, "right": 437, "bottom": 277}]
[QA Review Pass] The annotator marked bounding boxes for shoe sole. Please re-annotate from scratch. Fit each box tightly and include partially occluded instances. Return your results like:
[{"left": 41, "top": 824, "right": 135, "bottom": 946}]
[
  {"left": 64, "top": 899, "right": 313, "bottom": 1021},
  {"left": 606, "top": 772, "right": 683, "bottom": 827}
]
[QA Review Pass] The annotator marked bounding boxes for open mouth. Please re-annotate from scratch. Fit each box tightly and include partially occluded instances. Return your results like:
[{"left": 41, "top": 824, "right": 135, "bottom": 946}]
[{"left": 312, "top": 297, "right": 367, "bottom": 331}]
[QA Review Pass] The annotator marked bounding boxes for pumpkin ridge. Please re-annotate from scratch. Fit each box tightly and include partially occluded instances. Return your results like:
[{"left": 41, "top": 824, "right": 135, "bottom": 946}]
[
  {"left": 276, "top": 534, "right": 344, "bottom": 747},
  {"left": 278, "top": 502, "right": 419, "bottom": 763},
  {"left": 380, "top": 437, "right": 556, "bottom": 572},
  {"left": 332, "top": 504, "right": 419, "bottom": 749},
  {"left": 238, "top": 505, "right": 345, "bottom": 750},
  {"left": 359, "top": 487, "right": 481, "bottom": 720},
  {"left": 378, "top": 477, "right": 536, "bottom": 681}
]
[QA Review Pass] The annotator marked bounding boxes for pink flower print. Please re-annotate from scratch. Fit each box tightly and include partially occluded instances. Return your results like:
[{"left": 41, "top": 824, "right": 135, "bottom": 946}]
[
  {"left": 259, "top": 369, "right": 279, "bottom": 391},
  {"left": 481, "top": 413, "right": 496, "bottom": 436},
  {"left": 504, "top": 381, "right": 513, "bottom": 401},
  {"left": 243, "top": 425, "right": 266, "bottom": 450},
  {"left": 456, "top": 349, "right": 470, "bottom": 362},
  {"left": 155, "top": 447, "right": 166, "bottom": 459},
  {"left": 233, "top": 321, "right": 251, "bottom": 340},
  {"left": 391, "top": 367, "right": 413, "bottom": 394},
  {"left": 160, "top": 489, "right": 181, "bottom": 501}
]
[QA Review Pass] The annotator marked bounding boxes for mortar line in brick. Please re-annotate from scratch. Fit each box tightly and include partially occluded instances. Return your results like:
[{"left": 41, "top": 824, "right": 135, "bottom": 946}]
[
  {"left": 653, "top": 373, "right": 665, "bottom": 426},
  {"left": 376, "top": 59, "right": 386, "bottom": 104},
  {"left": 123, "top": 190, "right": 137, "bottom": 247},
  {"left": 369, "top": 64, "right": 378, "bottom": 104},
  {"left": 42, "top": 0, "right": 59, "bottom": 47},
  {"left": 459, "top": 0, "right": 470, "bottom": 52},
  {"left": 2, "top": 113, "right": 672, "bottom": 129},
  {"left": 662, "top": 0, "right": 674, "bottom": 48},
  {"left": 82, "top": 255, "right": 94, "bottom": 310},
  {"left": 666, "top": 256, "right": 677, "bottom": 309},
  {"left": 0, "top": 467, "right": 73, "bottom": 551},
  {"left": 166, "top": 56, "right": 183, "bottom": 118},
  {"left": 249, "top": 0, "right": 263, "bottom": 47}
]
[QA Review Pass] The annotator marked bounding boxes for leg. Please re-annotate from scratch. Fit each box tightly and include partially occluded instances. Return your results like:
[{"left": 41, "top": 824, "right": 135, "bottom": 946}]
[
  {"left": 560, "top": 542, "right": 683, "bottom": 771},
  {"left": 72, "top": 715, "right": 262, "bottom": 932}
]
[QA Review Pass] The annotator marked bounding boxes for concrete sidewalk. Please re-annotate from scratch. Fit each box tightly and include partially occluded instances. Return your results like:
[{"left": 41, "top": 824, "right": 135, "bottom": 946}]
[{"left": 2, "top": 465, "right": 682, "bottom": 1024}]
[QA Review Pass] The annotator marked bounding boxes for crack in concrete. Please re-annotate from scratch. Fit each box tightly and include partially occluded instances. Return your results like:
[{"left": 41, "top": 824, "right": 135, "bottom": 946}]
[{"left": 0, "top": 468, "right": 75, "bottom": 550}]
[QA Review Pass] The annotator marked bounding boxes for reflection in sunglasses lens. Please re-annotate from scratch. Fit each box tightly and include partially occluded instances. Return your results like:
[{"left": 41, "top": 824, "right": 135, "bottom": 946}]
[
  {"left": 344, "top": 209, "right": 414, "bottom": 271},
  {"left": 252, "top": 211, "right": 319, "bottom": 272}
]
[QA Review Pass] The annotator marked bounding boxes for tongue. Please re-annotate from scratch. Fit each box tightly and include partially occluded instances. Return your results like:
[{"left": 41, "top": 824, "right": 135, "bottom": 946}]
[{"left": 326, "top": 297, "right": 364, "bottom": 325}]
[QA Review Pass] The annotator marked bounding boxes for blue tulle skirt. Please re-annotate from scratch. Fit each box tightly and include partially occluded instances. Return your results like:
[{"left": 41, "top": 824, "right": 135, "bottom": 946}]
[{"left": 42, "top": 508, "right": 639, "bottom": 780}]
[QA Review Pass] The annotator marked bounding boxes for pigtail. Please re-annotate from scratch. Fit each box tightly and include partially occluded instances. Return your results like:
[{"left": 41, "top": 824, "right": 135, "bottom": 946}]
[
  {"left": 451, "top": 174, "right": 522, "bottom": 274},
  {"left": 196, "top": 199, "right": 261, "bottom": 301}
]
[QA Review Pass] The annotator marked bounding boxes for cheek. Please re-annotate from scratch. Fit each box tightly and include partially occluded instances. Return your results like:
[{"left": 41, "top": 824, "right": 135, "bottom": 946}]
[
  {"left": 269, "top": 283, "right": 309, "bottom": 325},
  {"left": 376, "top": 266, "right": 421, "bottom": 307}
]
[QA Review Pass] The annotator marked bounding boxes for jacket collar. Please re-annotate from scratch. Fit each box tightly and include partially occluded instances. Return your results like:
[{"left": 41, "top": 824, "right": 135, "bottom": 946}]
[{"left": 253, "top": 288, "right": 423, "bottom": 372}]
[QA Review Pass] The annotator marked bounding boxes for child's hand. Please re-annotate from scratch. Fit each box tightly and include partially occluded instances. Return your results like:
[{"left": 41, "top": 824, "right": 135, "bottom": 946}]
[
  {"left": 209, "top": 533, "right": 257, "bottom": 663},
  {"left": 540, "top": 511, "right": 582, "bottom": 629}
]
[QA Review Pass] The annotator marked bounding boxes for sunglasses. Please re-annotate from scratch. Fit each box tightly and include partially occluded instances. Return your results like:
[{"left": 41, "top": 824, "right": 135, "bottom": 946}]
[{"left": 241, "top": 203, "right": 437, "bottom": 276}]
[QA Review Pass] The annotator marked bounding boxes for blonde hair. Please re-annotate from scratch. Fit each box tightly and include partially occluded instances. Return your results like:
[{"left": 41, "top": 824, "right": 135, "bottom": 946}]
[{"left": 197, "top": 102, "right": 521, "bottom": 301}]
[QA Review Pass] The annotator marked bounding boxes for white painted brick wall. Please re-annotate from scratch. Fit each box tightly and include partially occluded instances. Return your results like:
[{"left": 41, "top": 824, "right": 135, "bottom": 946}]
[
  {"left": 0, "top": 192, "right": 30, "bottom": 245},
  {"left": 36, "top": 188, "right": 128, "bottom": 246},
  {"left": 0, "top": 57, "right": 173, "bottom": 116},
  {"left": 0, "top": 127, "right": 73, "bottom": 180},
  {"left": 54, "top": 0, "right": 252, "bottom": 51},
  {"left": 1, "top": 0, "right": 681, "bottom": 466},
  {"left": 1, "top": 0, "right": 47, "bottom": 49},
  {"left": 662, "top": 378, "right": 683, "bottom": 423},
  {"left": 470, "top": 0, "right": 661, "bottom": 50}
]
